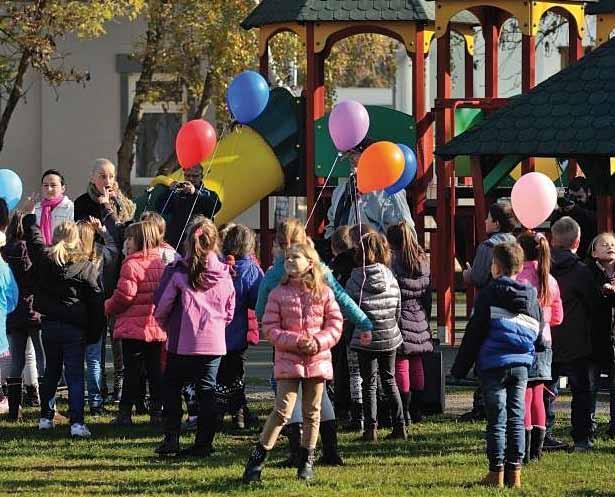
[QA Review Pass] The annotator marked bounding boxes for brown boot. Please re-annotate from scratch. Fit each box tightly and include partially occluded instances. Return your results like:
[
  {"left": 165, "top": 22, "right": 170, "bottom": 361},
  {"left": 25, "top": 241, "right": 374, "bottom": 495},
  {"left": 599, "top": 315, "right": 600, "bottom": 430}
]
[
  {"left": 362, "top": 426, "right": 378, "bottom": 442},
  {"left": 505, "top": 462, "right": 522, "bottom": 488},
  {"left": 384, "top": 423, "right": 407, "bottom": 440},
  {"left": 482, "top": 465, "right": 504, "bottom": 488}
]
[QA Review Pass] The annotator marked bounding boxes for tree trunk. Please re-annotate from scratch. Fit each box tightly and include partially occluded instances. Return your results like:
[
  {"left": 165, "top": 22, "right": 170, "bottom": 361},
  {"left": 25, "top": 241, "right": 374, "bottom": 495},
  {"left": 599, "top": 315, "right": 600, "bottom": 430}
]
[
  {"left": 0, "top": 51, "right": 30, "bottom": 154},
  {"left": 188, "top": 68, "right": 213, "bottom": 121},
  {"left": 116, "top": 2, "right": 169, "bottom": 195}
]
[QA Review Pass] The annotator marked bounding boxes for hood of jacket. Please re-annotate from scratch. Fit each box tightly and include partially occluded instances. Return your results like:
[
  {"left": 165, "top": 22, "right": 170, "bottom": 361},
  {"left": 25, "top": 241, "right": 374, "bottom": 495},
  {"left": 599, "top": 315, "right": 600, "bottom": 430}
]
[
  {"left": 550, "top": 248, "right": 581, "bottom": 278},
  {"left": 177, "top": 251, "right": 230, "bottom": 290},
  {"left": 488, "top": 276, "right": 539, "bottom": 316},
  {"left": 348, "top": 263, "right": 395, "bottom": 295}
]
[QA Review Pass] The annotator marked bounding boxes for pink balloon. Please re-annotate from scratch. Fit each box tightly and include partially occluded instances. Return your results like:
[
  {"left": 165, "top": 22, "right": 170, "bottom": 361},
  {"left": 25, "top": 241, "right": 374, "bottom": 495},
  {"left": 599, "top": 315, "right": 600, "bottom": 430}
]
[
  {"left": 328, "top": 100, "right": 370, "bottom": 152},
  {"left": 511, "top": 172, "right": 557, "bottom": 229}
]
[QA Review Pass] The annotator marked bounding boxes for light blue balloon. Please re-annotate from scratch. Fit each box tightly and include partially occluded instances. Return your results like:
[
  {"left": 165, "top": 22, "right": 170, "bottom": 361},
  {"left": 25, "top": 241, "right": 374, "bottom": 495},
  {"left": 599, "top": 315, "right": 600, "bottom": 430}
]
[
  {"left": 227, "top": 71, "right": 270, "bottom": 124},
  {"left": 0, "top": 169, "right": 22, "bottom": 210},
  {"left": 385, "top": 144, "right": 417, "bottom": 195}
]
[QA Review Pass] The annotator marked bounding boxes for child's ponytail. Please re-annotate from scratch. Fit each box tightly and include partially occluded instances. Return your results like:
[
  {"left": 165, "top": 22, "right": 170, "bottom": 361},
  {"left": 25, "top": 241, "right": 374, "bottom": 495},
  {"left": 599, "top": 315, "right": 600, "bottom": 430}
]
[
  {"left": 536, "top": 234, "right": 552, "bottom": 306},
  {"left": 517, "top": 230, "right": 551, "bottom": 306},
  {"left": 185, "top": 216, "right": 219, "bottom": 289}
]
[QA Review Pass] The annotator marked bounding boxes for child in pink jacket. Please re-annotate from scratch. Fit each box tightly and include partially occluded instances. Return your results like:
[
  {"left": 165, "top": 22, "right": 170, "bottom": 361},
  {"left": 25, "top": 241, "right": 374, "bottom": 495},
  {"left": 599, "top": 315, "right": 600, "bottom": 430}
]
[
  {"left": 516, "top": 231, "right": 563, "bottom": 461},
  {"left": 105, "top": 220, "right": 167, "bottom": 425},
  {"left": 153, "top": 216, "right": 235, "bottom": 458},
  {"left": 243, "top": 243, "right": 343, "bottom": 483}
]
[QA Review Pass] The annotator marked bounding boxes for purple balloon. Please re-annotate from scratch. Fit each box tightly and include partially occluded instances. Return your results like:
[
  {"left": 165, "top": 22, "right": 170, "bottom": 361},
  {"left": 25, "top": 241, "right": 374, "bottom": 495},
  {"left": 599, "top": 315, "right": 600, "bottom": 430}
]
[{"left": 328, "top": 100, "right": 370, "bottom": 152}]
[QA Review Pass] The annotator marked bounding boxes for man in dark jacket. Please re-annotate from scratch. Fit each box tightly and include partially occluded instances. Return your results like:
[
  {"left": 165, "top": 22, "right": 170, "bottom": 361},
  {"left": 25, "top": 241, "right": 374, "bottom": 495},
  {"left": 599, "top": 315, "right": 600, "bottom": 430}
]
[
  {"left": 550, "top": 177, "right": 596, "bottom": 260},
  {"left": 545, "top": 216, "right": 599, "bottom": 452},
  {"left": 157, "top": 165, "right": 220, "bottom": 251},
  {"left": 452, "top": 242, "right": 543, "bottom": 488}
]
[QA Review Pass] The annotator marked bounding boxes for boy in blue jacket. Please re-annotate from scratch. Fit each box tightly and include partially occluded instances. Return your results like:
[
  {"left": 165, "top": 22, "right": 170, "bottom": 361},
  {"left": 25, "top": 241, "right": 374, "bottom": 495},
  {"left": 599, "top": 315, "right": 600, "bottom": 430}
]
[{"left": 452, "top": 242, "right": 543, "bottom": 489}]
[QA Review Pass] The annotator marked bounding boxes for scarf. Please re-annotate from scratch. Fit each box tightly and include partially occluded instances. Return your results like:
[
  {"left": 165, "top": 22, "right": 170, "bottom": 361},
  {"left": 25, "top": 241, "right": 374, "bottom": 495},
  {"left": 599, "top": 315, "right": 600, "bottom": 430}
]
[
  {"left": 87, "top": 182, "right": 136, "bottom": 224},
  {"left": 40, "top": 195, "right": 64, "bottom": 245}
]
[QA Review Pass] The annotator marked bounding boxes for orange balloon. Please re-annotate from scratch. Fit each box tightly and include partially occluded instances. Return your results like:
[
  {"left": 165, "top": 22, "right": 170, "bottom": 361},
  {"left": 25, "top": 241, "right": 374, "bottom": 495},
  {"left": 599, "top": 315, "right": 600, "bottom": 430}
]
[{"left": 357, "top": 141, "right": 405, "bottom": 193}]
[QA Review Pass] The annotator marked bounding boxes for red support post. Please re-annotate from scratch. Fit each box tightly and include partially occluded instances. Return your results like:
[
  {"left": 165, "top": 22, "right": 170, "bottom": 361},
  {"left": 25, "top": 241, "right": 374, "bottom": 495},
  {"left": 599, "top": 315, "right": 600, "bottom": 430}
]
[
  {"left": 461, "top": 40, "right": 474, "bottom": 186},
  {"left": 597, "top": 194, "right": 614, "bottom": 233},
  {"left": 436, "top": 32, "right": 455, "bottom": 345},
  {"left": 259, "top": 44, "right": 273, "bottom": 268},
  {"left": 470, "top": 156, "right": 487, "bottom": 243},
  {"left": 521, "top": 34, "right": 536, "bottom": 174},
  {"left": 305, "top": 24, "right": 326, "bottom": 238},
  {"left": 483, "top": 10, "right": 499, "bottom": 99},
  {"left": 567, "top": 18, "right": 584, "bottom": 181},
  {"left": 412, "top": 26, "right": 428, "bottom": 244}
]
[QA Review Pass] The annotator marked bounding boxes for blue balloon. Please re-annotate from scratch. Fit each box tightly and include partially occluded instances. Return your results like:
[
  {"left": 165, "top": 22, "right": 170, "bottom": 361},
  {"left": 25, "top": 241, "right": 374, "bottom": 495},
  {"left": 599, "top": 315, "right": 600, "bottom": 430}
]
[
  {"left": 227, "top": 70, "right": 270, "bottom": 124},
  {"left": 0, "top": 169, "right": 22, "bottom": 210},
  {"left": 385, "top": 144, "right": 417, "bottom": 195}
]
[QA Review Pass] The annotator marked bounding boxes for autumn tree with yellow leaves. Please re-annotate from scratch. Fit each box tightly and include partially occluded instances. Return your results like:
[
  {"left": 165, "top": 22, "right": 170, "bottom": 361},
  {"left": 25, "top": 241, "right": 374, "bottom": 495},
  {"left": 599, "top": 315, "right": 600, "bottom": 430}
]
[{"left": 0, "top": 0, "right": 143, "bottom": 154}]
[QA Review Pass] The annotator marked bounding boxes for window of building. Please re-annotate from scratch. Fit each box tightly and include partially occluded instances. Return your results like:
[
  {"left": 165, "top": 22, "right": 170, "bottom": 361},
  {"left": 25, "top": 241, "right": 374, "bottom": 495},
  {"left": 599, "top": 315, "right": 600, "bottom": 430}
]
[{"left": 127, "top": 75, "right": 186, "bottom": 185}]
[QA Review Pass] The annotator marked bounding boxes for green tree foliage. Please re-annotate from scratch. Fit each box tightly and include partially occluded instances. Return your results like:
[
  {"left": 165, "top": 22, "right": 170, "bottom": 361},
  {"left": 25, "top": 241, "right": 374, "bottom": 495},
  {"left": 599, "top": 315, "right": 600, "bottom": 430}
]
[
  {"left": 0, "top": 0, "right": 143, "bottom": 153},
  {"left": 117, "top": 0, "right": 258, "bottom": 192}
]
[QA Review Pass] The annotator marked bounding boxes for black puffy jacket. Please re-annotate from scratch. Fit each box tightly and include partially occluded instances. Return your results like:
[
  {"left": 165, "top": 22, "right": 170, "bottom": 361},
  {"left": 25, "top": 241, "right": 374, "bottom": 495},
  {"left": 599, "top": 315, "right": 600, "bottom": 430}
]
[
  {"left": 587, "top": 259, "right": 615, "bottom": 369},
  {"left": 1, "top": 240, "right": 40, "bottom": 331},
  {"left": 550, "top": 248, "right": 599, "bottom": 363},
  {"left": 24, "top": 214, "right": 105, "bottom": 343},
  {"left": 391, "top": 253, "right": 433, "bottom": 357}
]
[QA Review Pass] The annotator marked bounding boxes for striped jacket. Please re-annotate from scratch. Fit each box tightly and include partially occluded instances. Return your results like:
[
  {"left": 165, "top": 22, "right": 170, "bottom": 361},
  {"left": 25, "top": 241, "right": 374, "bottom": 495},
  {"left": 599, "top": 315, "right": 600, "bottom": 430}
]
[{"left": 451, "top": 276, "right": 544, "bottom": 378}]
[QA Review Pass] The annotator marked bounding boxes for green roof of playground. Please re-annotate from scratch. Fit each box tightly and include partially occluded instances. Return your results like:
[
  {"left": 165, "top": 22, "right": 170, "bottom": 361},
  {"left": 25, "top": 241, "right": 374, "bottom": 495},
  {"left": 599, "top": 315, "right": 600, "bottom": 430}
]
[
  {"left": 436, "top": 36, "right": 615, "bottom": 160},
  {"left": 241, "top": 0, "right": 477, "bottom": 29},
  {"left": 587, "top": 0, "right": 615, "bottom": 14}
]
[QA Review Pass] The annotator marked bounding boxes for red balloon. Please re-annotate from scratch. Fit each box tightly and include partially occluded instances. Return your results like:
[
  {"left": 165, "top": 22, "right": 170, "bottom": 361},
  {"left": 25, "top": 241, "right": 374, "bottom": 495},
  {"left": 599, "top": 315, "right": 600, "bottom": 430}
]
[{"left": 176, "top": 119, "right": 217, "bottom": 170}]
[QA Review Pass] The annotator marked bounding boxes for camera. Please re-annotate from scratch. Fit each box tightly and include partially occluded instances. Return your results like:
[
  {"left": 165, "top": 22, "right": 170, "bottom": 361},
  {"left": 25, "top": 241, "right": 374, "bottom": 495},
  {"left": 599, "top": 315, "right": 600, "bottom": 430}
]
[{"left": 557, "top": 193, "right": 575, "bottom": 209}]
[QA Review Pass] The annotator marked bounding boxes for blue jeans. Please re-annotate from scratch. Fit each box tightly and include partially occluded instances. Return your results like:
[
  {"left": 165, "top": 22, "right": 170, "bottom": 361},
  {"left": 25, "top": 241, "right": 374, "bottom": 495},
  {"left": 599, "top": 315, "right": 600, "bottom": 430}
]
[
  {"left": 8, "top": 327, "right": 45, "bottom": 379},
  {"left": 85, "top": 339, "right": 103, "bottom": 409},
  {"left": 545, "top": 359, "right": 596, "bottom": 444},
  {"left": 480, "top": 366, "right": 528, "bottom": 468},
  {"left": 163, "top": 353, "right": 221, "bottom": 439},
  {"left": 40, "top": 321, "right": 86, "bottom": 425}
]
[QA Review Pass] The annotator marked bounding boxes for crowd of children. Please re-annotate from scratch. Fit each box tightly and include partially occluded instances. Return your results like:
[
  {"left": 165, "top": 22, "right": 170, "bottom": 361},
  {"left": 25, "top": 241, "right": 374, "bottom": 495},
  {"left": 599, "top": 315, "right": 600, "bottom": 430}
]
[{"left": 0, "top": 163, "right": 614, "bottom": 488}]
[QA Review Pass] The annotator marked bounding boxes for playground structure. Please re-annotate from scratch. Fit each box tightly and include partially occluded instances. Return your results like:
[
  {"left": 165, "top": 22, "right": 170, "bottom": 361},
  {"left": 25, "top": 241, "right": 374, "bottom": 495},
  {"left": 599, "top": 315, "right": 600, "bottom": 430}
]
[
  {"left": 239, "top": 0, "right": 608, "bottom": 345},
  {"left": 153, "top": 1, "right": 614, "bottom": 346}
]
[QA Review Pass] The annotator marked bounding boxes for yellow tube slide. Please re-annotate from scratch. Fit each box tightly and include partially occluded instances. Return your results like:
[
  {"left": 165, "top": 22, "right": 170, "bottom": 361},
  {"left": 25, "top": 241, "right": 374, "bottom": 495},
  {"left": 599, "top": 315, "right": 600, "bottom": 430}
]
[{"left": 151, "top": 126, "right": 284, "bottom": 226}]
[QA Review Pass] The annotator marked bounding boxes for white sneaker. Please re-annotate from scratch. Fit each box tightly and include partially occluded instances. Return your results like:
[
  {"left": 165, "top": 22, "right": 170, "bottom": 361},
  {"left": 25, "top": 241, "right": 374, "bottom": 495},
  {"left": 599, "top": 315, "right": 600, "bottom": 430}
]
[
  {"left": 70, "top": 423, "right": 91, "bottom": 438},
  {"left": 39, "top": 418, "right": 55, "bottom": 430}
]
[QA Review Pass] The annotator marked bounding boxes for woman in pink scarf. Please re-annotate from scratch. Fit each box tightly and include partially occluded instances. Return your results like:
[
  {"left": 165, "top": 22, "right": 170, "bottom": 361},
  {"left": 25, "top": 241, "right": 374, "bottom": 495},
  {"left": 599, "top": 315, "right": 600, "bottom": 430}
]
[{"left": 34, "top": 170, "right": 74, "bottom": 245}]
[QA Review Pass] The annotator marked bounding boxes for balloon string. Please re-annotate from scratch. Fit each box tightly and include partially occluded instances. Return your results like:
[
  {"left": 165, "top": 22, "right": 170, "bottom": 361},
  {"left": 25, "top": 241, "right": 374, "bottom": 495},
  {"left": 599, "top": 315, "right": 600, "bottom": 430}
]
[
  {"left": 203, "top": 123, "right": 229, "bottom": 184},
  {"left": 174, "top": 123, "right": 230, "bottom": 251},
  {"left": 305, "top": 153, "right": 341, "bottom": 228},
  {"left": 350, "top": 168, "right": 367, "bottom": 310},
  {"left": 174, "top": 184, "right": 204, "bottom": 252},
  {"left": 160, "top": 188, "right": 175, "bottom": 216},
  {"left": 209, "top": 125, "right": 240, "bottom": 219}
]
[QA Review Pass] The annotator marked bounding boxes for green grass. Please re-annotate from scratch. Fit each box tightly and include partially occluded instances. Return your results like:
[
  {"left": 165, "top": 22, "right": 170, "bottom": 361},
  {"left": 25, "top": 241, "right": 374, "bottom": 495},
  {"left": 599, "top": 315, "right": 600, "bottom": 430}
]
[{"left": 1, "top": 390, "right": 614, "bottom": 497}]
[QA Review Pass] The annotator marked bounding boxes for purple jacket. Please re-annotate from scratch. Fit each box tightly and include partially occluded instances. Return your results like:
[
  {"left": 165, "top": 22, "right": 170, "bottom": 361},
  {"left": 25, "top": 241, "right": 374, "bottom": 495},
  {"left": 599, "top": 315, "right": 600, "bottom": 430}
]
[{"left": 154, "top": 252, "right": 236, "bottom": 356}]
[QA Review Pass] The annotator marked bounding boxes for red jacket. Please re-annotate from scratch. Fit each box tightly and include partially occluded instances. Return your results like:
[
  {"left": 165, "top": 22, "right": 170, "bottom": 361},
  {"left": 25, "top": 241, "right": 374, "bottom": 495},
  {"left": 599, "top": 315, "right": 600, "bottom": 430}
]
[
  {"left": 105, "top": 250, "right": 167, "bottom": 342},
  {"left": 262, "top": 281, "right": 342, "bottom": 380}
]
